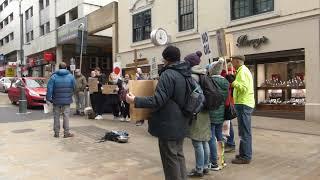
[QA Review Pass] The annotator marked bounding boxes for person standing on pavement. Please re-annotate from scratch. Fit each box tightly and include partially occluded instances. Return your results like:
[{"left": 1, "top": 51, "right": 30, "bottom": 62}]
[
  {"left": 94, "top": 67, "right": 107, "bottom": 120},
  {"left": 225, "top": 55, "right": 255, "bottom": 164},
  {"left": 74, "top": 69, "right": 87, "bottom": 116},
  {"left": 46, "top": 62, "right": 75, "bottom": 138},
  {"left": 119, "top": 74, "right": 131, "bottom": 122},
  {"left": 184, "top": 51, "right": 211, "bottom": 178},
  {"left": 135, "top": 68, "right": 145, "bottom": 126},
  {"left": 108, "top": 72, "right": 122, "bottom": 120},
  {"left": 126, "top": 46, "right": 190, "bottom": 180},
  {"left": 207, "top": 59, "right": 229, "bottom": 170}
]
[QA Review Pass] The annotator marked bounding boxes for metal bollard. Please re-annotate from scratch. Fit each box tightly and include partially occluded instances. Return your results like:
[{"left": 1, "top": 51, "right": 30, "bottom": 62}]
[{"left": 19, "top": 86, "right": 27, "bottom": 114}]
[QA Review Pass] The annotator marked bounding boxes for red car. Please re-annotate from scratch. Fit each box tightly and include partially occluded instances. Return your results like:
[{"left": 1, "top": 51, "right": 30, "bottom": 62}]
[{"left": 8, "top": 77, "right": 47, "bottom": 108}]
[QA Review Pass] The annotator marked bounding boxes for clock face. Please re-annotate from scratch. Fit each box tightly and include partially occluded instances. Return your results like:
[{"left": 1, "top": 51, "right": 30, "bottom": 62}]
[{"left": 155, "top": 29, "right": 168, "bottom": 45}]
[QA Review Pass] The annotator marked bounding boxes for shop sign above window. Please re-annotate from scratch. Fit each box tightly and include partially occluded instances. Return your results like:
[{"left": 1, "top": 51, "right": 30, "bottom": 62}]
[{"left": 236, "top": 35, "right": 268, "bottom": 48}]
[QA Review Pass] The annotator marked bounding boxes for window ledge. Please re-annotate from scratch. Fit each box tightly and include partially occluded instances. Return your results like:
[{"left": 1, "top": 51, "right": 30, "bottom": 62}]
[
  {"left": 131, "top": 39, "right": 152, "bottom": 47},
  {"left": 228, "top": 11, "right": 281, "bottom": 27},
  {"left": 176, "top": 29, "right": 198, "bottom": 38}
]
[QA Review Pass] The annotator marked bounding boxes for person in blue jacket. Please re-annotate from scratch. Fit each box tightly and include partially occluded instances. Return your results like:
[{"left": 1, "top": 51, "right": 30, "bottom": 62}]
[{"left": 46, "top": 62, "right": 75, "bottom": 138}]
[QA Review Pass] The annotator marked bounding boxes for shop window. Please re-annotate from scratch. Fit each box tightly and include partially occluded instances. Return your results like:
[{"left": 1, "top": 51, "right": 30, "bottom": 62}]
[
  {"left": 178, "top": 0, "right": 194, "bottom": 32},
  {"left": 40, "top": 25, "right": 45, "bottom": 36},
  {"left": 57, "top": 14, "right": 66, "bottom": 27},
  {"left": 9, "top": 32, "right": 13, "bottom": 40},
  {"left": 132, "top": 9, "right": 151, "bottom": 42},
  {"left": 9, "top": 13, "right": 13, "bottom": 22},
  {"left": 46, "top": 0, "right": 49, "bottom": 7},
  {"left": 46, "top": 22, "right": 50, "bottom": 33},
  {"left": 69, "top": 7, "right": 78, "bottom": 22},
  {"left": 39, "top": 0, "right": 44, "bottom": 10},
  {"left": 231, "top": 0, "right": 274, "bottom": 20}
]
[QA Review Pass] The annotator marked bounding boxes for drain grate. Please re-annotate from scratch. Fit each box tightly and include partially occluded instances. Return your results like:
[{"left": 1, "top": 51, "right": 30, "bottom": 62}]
[
  {"left": 11, "top": 129, "right": 35, "bottom": 134},
  {"left": 72, "top": 125, "right": 107, "bottom": 140}
]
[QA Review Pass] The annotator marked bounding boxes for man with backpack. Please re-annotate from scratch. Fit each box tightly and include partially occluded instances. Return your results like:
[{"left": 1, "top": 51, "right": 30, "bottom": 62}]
[
  {"left": 126, "top": 46, "right": 190, "bottom": 180},
  {"left": 226, "top": 55, "right": 255, "bottom": 164}
]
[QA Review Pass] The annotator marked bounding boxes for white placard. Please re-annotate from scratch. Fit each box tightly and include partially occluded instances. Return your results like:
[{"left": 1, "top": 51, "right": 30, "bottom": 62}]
[
  {"left": 200, "top": 31, "right": 213, "bottom": 62},
  {"left": 113, "top": 62, "right": 122, "bottom": 78},
  {"left": 70, "top": 65, "right": 76, "bottom": 71}
]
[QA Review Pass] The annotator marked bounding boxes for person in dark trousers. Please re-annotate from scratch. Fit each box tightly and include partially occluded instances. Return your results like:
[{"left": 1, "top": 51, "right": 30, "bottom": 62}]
[
  {"left": 135, "top": 67, "right": 145, "bottom": 126},
  {"left": 126, "top": 46, "right": 190, "bottom": 180},
  {"left": 226, "top": 55, "right": 255, "bottom": 164},
  {"left": 108, "top": 72, "right": 122, "bottom": 120},
  {"left": 94, "top": 67, "right": 107, "bottom": 120},
  {"left": 120, "top": 74, "right": 131, "bottom": 122},
  {"left": 46, "top": 62, "right": 75, "bottom": 138},
  {"left": 74, "top": 69, "right": 87, "bottom": 116}
]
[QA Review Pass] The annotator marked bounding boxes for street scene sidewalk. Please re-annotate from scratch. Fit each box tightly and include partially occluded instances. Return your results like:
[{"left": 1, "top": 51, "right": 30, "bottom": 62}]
[{"left": 0, "top": 95, "right": 319, "bottom": 180}]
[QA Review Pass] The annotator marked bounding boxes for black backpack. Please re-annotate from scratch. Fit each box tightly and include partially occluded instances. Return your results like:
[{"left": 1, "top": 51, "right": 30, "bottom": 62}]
[{"left": 199, "top": 74, "right": 223, "bottom": 111}]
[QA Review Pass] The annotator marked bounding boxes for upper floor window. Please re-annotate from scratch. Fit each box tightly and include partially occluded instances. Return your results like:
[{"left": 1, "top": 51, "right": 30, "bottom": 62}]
[
  {"left": 9, "top": 13, "right": 13, "bottom": 22},
  {"left": 4, "top": 18, "right": 8, "bottom": 25},
  {"left": 0, "top": 4, "right": 3, "bottom": 12},
  {"left": 132, "top": 9, "right": 151, "bottom": 42},
  {"left": 69, "top": 7, "right": 78, "bottom": 22},
  {"left": 57, "top": 14, "right": 66, "bottom": 27},
  {"left": 39, "top": 0, "right": 44, "bottom": 10},
  {"left": 9, "top": 32, "right": 14, "bottom": 40},
  {"left": 0, "top": 22, "right": 3, "bottom": 29},
  {"left": 30, "top": 30, "right": 34, "bottom": 41},
  {"left": 40, "top": 24, "right": 45, "bottom": 36},
  {"left": 0, "top": 39, "right": 3, "bottom": 46},
  {"left": 46, "top": 0, "right": 49, "bottom": 7},
  {"left": 46, "top": 22, "right": 50, "bottom": 33},
  {"left": 3, "top": 0, "right": 8, "bottom": 8},
  {"left": 25, "top": 7, "right": 33, "bottom": 20},
  {"left": 178, "top": 0, "right": 194, "bottom": 32},
  {"left": 231, "top": 0, "right": 274, "bottom": 20},
  {"left": 4, "top": 36, "right": 9, "bottom": 43}
]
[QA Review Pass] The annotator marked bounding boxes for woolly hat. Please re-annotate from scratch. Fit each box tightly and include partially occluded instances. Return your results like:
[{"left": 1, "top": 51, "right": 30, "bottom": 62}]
[
  {"left": 162, "top": 45, "right": 181, "bottom": 62},
  {"left": 184, "top": 51, "right": 202, "bottom": 67},
  {"left": 208, "top": 58, "right": 225, "bottom": 76}
]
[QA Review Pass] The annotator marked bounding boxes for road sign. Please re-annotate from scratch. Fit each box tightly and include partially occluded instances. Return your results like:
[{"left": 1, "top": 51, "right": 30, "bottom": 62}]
[
  {"left": 200, "top": 31, "right": 213, "bottom": 62},
  {"left": 150, "top": 57, "right": 158, "bottom": 79},
  {"left": 70, "top": 65, "right": 76, "bottom": 71},
  {"left": 5, "top": 67, "right": 16, "bottom": 77}
]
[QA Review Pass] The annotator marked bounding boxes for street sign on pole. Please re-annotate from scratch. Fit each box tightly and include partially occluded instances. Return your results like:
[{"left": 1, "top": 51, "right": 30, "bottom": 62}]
[{"left": 199, "top": 31, "right": 213, "bottom": 63}]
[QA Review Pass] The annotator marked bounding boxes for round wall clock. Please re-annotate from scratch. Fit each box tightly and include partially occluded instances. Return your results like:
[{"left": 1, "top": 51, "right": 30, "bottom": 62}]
[{"left": 150, "top": 28, "right": 169, "bottom": 46}]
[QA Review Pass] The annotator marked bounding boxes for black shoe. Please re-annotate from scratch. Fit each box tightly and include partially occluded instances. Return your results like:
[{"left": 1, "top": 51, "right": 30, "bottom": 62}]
[
  {"left": 54, "top": 132, "right": 59, "bottom": 138},
  {"left": 232, "top": 156, "right": 251, "bottom": 164},
  {"left": 209, "top": 163, "right": 221, "bottom": 171},
  {"left": 187, "top": 169, "right": 203, "bottom": 177},
  {"left": 203, "top": 168, "right": 209, "bottom": 175},
  {"left": 64, "top": 133, "right": 74, "bottom": 138},
  {"left": 225, "top": 145, "right": 236, "bottom": 153}
]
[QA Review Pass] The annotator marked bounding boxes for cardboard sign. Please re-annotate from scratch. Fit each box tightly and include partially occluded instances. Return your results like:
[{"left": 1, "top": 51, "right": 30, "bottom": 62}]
[
  {"left": 216, "top": 28, "right": 228, "bottom": 57},
  {"left": 128, "top": 80, "right": 158, "bottom": 121},
  {"left": 102, "top": 85, "right": 118, "bottom": 94},
  {"left": 88, "top": 77, "right": 98, "bottom": 93},
  {"left": 200, "top": 31, "right": 213, "bottom": 62}
]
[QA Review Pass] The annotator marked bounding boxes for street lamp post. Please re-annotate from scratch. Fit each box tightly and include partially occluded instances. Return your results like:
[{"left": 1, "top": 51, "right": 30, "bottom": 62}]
[
  {"left": 78, "top": 23, "right": 85, "bottom": 72},
  {"left": 19, "top": 0, "right": 24, "bottom": 77}
]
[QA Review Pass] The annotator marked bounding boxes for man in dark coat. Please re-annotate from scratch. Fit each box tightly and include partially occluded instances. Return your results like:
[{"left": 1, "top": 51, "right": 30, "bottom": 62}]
[
  {"left": 47, "top": 62, "right": 75, "bottom": 138},
  {"left": 126, "top": 46, "right": 190, "bottom": 180}
]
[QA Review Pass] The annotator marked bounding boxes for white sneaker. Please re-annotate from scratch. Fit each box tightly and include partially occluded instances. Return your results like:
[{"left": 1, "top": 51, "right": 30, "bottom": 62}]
[
  {"left": 119, "top": 117, "right": 125, "bottom": 122},
  {"left": 125, "top": 118, "right": 131, "bottom": 122},
  {"left": 95, "top": 115, "right": 103, "bottom": 120}
]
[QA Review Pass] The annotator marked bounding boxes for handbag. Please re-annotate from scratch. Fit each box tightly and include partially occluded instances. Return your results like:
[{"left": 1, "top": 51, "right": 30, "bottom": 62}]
[{"left": 224, "top": 86, "right": 237, "bottom": 120}]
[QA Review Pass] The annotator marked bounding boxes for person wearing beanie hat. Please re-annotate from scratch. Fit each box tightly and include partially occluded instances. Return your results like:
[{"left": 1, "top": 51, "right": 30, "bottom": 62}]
[
  {"left": 126, "top": 45, "right": 191, "bottom": 180},
  {"left": 184, "top": 51, "right": 202, "bottom": 67},
  {"left": 207, "top": 58, "right": 229, "bottom": 170},
  {"left": 162, "top": 45, "right": 181, "bottom": 63}
]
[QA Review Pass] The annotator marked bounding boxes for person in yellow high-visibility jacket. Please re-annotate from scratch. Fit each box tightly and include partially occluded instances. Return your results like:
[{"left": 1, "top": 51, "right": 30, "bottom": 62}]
[{"left": 225, "top": 55, "right": 255, "bottom": 165}]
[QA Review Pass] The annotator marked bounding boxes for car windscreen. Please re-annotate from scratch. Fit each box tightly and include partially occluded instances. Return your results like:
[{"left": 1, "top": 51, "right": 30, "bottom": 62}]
[{"left": 25, "top": 79, "right": 47, "bottom": 88}]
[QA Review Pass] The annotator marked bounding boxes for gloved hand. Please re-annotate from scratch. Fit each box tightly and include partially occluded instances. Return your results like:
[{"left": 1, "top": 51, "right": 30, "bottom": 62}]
[{"left": 225, "top": 74, "right": 236, "bottom": 83}]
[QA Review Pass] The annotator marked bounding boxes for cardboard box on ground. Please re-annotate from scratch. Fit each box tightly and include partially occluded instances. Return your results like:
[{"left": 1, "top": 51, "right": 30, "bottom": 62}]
[
  {"left": 128, "top": 80, "right": 158, "bottom": 121},
  {"left": 102, "top": 85, "right": 118, "bottom": 94},
  {"left": 88, "top": 78, "right": 98, "bottom": 93}
]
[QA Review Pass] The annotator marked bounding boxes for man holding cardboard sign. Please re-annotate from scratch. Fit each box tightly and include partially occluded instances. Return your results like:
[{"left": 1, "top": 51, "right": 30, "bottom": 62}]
[{"left": 126, "top": 46, "right": 190, "bottom": 180}]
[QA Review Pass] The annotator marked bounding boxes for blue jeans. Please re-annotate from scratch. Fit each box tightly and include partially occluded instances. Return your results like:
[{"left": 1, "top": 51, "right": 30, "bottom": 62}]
[
  {"left": 226, "top": 121, "right": 236, "bottom": 147},
  {"left": 191, "top": 140, "right": 210, "bottom": 172},
  {"left": 209, "top": 123, "right": 223, "bottom": 163},
  {"left": 235, "top": 104, "right": 254, "bottom": 160}
]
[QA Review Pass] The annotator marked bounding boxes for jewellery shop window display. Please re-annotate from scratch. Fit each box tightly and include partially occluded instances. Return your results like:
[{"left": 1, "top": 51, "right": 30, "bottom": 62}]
[{"left": 255, "top": 61, "right": 305, "bottom": 112}]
